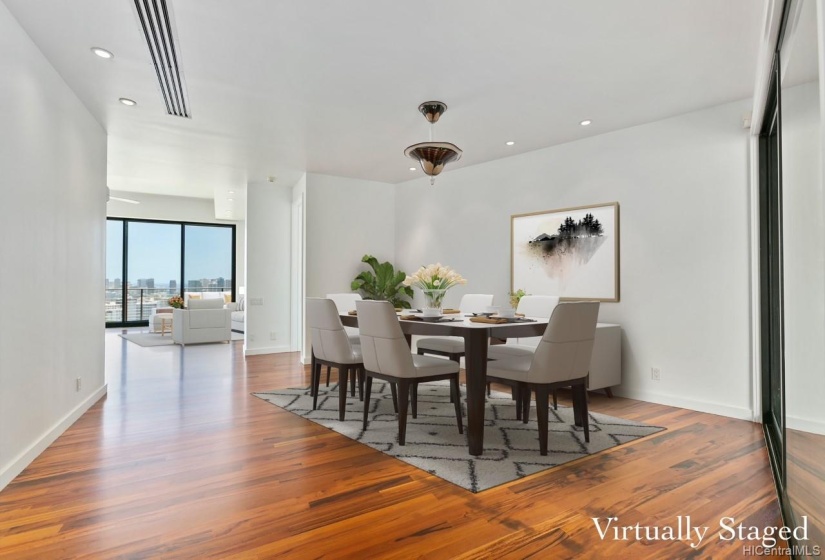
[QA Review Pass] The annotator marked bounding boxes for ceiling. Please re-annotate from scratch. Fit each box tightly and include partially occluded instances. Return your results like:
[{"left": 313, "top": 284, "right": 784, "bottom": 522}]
[{"left": 5, "top": 0, "right": 765, "bottom": 204}]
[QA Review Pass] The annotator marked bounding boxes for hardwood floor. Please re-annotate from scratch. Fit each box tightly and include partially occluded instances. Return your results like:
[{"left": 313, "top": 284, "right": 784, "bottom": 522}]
[{"left": 0, "top": 330, "right": 785, "bottom": 558}]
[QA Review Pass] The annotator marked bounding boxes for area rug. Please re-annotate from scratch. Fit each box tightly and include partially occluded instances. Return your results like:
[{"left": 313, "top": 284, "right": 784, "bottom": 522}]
[
  {"left": 253, "top": 381, "right": 665, "bottom": 492},
  {"left": 120, "top": 331, "right": 244, "bottom": 347}
]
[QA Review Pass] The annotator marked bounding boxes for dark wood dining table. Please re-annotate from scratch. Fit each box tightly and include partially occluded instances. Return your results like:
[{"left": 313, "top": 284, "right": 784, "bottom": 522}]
[{"left": 340, "top": 313, "right": 548, "bottom": 456}]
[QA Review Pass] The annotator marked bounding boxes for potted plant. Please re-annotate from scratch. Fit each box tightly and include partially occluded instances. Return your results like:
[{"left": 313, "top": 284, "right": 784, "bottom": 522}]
[
  {"left": 508, "top": 288, "right": 528, "bottom": 309},
  {"left": 168, "top": 295, "right": 184, "bottom": 309},
  {"left": 351, "top": 255, "right": 414, "bottom": 309},
  {"left": 403, "top": 263, "right": 468, "bottom": 313}
]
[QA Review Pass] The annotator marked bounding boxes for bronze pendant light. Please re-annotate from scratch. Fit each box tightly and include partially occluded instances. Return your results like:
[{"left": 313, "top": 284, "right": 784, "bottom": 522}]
[{"left": 404, "top": 101, "right": 462, "bottom": 185}]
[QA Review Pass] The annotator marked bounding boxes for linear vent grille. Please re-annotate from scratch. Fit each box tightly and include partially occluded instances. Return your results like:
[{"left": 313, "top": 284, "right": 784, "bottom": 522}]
[{"left": 133, "top": 0, "right": 190, "bottom": 118}]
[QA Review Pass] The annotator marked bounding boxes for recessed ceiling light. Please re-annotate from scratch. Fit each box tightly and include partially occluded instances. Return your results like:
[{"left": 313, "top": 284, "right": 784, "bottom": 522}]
[
  {"left": 580, "top": 119, "right": 592, "bottom": 126},
  {"left": 227, "top": 198, "right": 234, "bottom": 202},
  {"left": 91, "top": 47, "right": 113, "bottom": 59},
  {"left": 505, "top": 141, "right": 515, "bottom": 146},
  {"left": 228, "top": 190, "right": 235, "bottom": 194},
  {"left": 119, "top": 98, "right": 137, "bottom": 106},
  {"left": 409, "top": 167, "right": 416, "bottom": 171}
]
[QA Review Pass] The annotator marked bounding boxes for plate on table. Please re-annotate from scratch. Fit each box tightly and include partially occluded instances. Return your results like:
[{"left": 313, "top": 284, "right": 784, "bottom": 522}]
[{"left": 420, "top": 315, "right": 444, "bottom": 322}]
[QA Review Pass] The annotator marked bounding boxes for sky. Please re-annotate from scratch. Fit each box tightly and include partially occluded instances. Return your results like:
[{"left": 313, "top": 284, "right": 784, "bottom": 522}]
[{"left": 106, "top": 221, "right": 233, "bottom": 285}]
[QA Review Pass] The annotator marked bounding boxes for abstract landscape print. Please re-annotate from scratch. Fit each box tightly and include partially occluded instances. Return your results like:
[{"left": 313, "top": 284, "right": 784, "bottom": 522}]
[{"left": 511, "top": 202, "right": 619, "bottom": 302}]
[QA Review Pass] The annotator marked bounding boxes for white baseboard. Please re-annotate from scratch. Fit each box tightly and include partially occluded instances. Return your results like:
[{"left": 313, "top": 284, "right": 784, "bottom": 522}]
[
  {"left": 611, "top": 387, "right": 754, "bottom": 421},
  {"left": 244, "top": 344, "right": 293, "bottom": 356},
  {"left": 0, "top": 384, "right": 107, "bottom": 491},
  {"left": 787, "top": 415, "right": 825, "bottom": 436}
]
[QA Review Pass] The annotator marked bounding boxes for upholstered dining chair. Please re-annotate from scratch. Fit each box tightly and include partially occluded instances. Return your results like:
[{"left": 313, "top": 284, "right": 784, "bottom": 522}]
[
  {"left": 324, "top": 292, "right": 363, "bottom": 387},
  {"left": 486, "top": 301, "right": 600, "bottom": 455},
  {"left": 486, "top": 295, "right": 560, "bottom": 412},
  {"left": 487, "top": 295, "right": 560, "bottom": 359},
  {"left": 356, "top": 300, "right": 463, "bottom": 446},
  {"left": 416, "top": 293, "right": 494, "bottom": 362},
  {"left": 306, "top": 297, "right": 366, "bottom": 421}
]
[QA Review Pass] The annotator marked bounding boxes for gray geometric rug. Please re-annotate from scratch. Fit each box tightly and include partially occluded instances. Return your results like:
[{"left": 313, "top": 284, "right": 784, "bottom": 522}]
[{"left": 253, "top": 380, "right": 664, "bottom": 492}]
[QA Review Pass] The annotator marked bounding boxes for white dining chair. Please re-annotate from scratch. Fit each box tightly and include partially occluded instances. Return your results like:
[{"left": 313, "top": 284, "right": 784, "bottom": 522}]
[
  {"left": 306, "top": 297, "right": 365, "bottom": 421},
  {"left": 486, "top": 301, "right": 600, "bottom": 455},
  {"left": 486, "top": 295, "right": 560, "bottom": 411},
  {"left": 416, "top": 293, "right": 494, "bottom": 362},
  {"left": 356, "top": 300, "right": 463, "bottom": 446},
  {"left": 487, "top": 295, "right": 560, "bottom": 360},
  {"left": 324, "top": 292, "right": 363, "bottom": 387}
]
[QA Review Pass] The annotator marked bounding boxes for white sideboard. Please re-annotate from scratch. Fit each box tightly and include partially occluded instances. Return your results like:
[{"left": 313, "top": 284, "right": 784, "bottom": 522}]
[{"left": 589, "top": 323, "right": 622, "bottom": 394}]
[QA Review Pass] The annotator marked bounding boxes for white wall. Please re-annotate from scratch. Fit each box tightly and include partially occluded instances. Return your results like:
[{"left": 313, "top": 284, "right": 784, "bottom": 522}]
[
  {"left": 107, "top": 190, "right": 245, "bottom": 290},
  {"left": 303, "top": 173, "right": 396, "bottom": 358},
  {"left": 245, "top": 182, "right": 292, "bottom": 355},
  {"left": 0, "top": 2, "right": 107, "bottom": 489},
  {"left": 395, "top": 98, "right": 754, "bottom": 419}
]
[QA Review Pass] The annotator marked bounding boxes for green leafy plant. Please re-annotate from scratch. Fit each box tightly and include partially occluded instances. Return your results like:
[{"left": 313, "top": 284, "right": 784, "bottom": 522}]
[
  {"left": 351, "top": 255, "right": 414, "bottom": 309},
  {"left": 508, "top": 288, "right": 528, "bottom": 309}
]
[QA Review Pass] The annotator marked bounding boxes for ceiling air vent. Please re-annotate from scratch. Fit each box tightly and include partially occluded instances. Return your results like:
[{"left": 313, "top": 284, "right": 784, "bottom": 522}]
[{"left": 133, "top": 0, "right": 190, "bottom": 118}]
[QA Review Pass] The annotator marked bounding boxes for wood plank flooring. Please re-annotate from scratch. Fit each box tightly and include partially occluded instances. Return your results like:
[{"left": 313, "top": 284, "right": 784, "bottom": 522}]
[{"left": 0, "top": 330, "right": 785, "bottom": 558}]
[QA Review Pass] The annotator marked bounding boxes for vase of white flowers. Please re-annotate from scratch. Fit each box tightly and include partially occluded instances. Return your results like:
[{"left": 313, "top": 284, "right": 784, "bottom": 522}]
[{"left": 403, "top": 263, "right": 468, "bottom": 315}]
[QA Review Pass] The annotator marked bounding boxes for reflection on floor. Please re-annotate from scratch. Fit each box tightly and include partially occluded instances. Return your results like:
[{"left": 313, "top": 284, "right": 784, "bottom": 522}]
[{"left": 787, "top": 428, "right": 825, "bottom": 552}]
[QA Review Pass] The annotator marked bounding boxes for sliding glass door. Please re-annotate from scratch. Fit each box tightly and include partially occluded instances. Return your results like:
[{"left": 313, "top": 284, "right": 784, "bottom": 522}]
[
  {"left": 105, "top": 218, "right": 236, "bottom": 327},
  {"left": 759, "top": 0, "right": 824, "bottom": 553},
  {"left": 126, "top": 221, "right": 181, "bottom": 323}
]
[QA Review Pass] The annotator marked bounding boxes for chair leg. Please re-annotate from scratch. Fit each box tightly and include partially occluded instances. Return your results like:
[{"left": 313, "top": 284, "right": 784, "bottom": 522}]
[
  {"left": 514, "top": 383, "right": 522, "bottom": 421},
  {"left": 604, "top": 387, "right": 614, "bottom": 398},
  {"left": 577, "top": 383, "right": 590, "bottom": 443},
  {"left": 362, "top": 376, "right": 373, "bottom": 430},
  {"left": 326, "top": 365, "right": 331, "bottom": 387},
  {"left": 358, "top": 367, "right": 365, "bottom": 401},
  {"left": 397, "top": 380, "right": 410, "bottom": 446},
  {"left": 411, "top": 382, "right": 418, "bottom": 419},
  {"left": 487, "top": 382, "right": 491, "bottom": 397},
  {"left": 389, "top": 382, "right": 399, "bottom": 413},
  {"left": 338, "top": 366, "right": 349, "bottom": 421},
  {"left": 571, "top": 386, "right": 582, "bottom": 427},
  {"left": 451, "top": 375, "right": 464, "bottom": 434},
  {"left": 312, "top": 361, "right": 322, "bottom": 410},
  {"left": 521, "top": 382, "right": 530, "bottom": 424},
  {"left": 350, "top": 367, "right": 357, "bottom": 397},
  {"left": 310, "top": 353, "right": 316, "bottom": 395},
  {"left": 534, "top": 385, "right": 550, "bottom": 456},
  {"left": 552, "top": 389, "right": 558, "bottom": 411}
]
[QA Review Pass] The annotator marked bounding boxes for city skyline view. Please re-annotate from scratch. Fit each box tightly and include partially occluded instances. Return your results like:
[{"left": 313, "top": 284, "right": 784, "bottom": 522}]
[
  {"left": 106, "top": 220, "right": 233, "bottom": 287},
  {"left": 105, "top": 219, "right": 236, "bottom": 323}
]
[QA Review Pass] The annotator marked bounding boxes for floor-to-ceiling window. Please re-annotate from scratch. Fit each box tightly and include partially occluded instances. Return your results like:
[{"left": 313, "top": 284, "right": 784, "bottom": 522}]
[
  {"left": 759, "top": 0, "right": 824, "bottom": 554},
  {"left": 106, "top": 218, "right": 236, "bottom": 327}
]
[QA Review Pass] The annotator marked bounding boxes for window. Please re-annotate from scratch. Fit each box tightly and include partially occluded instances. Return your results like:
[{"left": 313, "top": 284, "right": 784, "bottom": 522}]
[{"left": 105, "top": 218, "right": 236, "bottom": 326}]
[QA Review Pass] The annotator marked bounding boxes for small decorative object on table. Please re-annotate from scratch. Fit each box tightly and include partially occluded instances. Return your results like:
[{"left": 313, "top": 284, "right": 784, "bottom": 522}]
[
  {"left": 403, "top": 263, "right": 467, "bottom": 316},
  {"left": 508, "top": 288, "right": 528, "bottom": 309},
  {"left": 168, "top": 295, "right": 184, "bottom": 309}
]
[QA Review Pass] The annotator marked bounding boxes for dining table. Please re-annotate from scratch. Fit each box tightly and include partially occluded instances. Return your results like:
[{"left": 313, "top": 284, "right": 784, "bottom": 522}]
[{"left": 340, "top": 312, "right": 549, "bottom": 456}]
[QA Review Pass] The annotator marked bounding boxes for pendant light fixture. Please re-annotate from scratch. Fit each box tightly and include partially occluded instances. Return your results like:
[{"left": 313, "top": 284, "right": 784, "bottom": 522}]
[{"left": 404, "top": 101, "right": 462, "bottom": 185}]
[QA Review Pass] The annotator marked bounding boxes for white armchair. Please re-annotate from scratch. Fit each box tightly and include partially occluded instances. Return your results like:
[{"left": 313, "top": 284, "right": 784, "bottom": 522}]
[
  {"left": 172, "top": 298, "right": 231, "bottom": 345},
  {"left": 224, "top": 298, "right": 245, "bottom": 333}
]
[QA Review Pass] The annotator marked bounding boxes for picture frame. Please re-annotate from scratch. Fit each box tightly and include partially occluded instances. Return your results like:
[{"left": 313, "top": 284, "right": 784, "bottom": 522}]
[{"left": 510, "top": 202, "right": 620, "bottom": 302}]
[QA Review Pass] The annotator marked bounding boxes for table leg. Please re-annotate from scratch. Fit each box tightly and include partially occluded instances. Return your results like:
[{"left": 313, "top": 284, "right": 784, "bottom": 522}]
[{"left": 463, "top": 328, "right": 490, "bottom": 456}]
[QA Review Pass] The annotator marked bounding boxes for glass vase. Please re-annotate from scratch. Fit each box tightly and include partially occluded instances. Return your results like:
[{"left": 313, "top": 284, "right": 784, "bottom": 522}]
[{"left": 422, "top": 289, "right": 447, "bottom": 316}]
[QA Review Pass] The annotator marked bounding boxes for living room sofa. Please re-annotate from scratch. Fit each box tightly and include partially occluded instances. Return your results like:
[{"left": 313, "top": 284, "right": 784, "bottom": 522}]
[{"left": 172, "top": 298, "right": 232, "bottom": 345}]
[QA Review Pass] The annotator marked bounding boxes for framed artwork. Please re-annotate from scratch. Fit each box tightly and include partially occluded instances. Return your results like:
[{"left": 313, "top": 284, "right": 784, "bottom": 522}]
[{"left": 511, "top": 202, "right": 620, "bottom": 302}]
